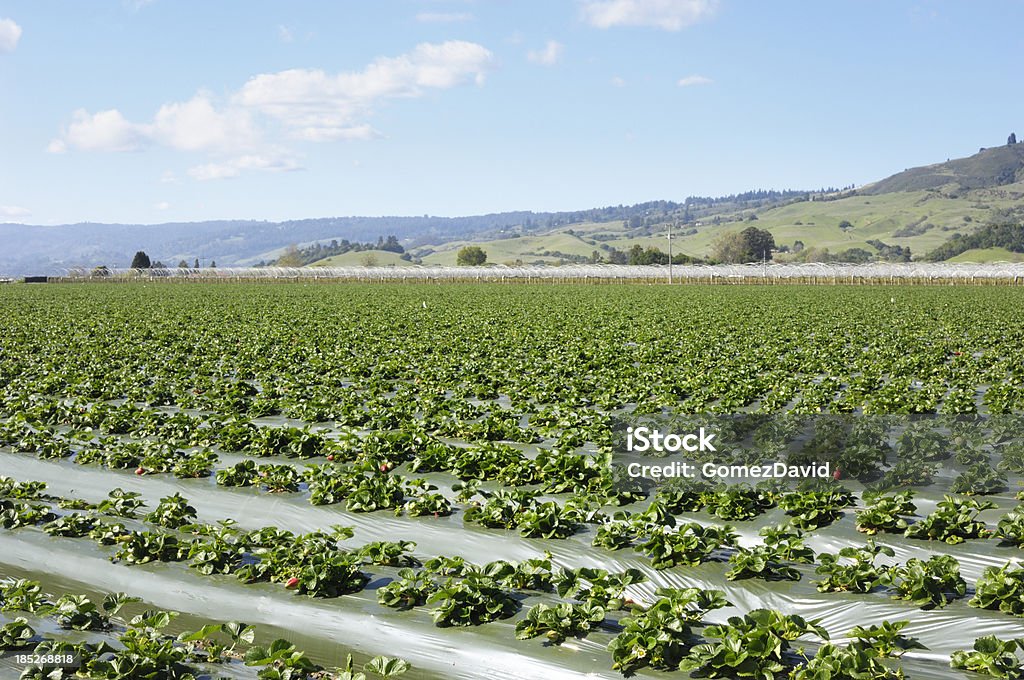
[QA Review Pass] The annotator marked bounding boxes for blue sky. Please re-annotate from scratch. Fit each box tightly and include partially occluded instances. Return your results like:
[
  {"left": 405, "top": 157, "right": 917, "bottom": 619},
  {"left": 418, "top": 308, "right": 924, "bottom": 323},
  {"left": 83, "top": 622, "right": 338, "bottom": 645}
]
[{"left": 1, "top": 1, "right": 1022, "bottom": 224}]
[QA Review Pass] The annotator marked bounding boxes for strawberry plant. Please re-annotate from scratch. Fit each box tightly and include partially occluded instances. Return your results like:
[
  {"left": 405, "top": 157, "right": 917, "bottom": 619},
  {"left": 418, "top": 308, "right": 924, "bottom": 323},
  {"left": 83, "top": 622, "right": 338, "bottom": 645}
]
[
  {"left": 758, "top": 524, "right": 815, "bottom": 563},
  {"left": 0, "top": 617, "right": 36, "bottom": 650},
  {"left": 0, "top": 579, "right": 50, "bottom": 612},
  {"left": 97, "top": 488, "right": 147, "bottom": 518},
  {"left": 43, "top": 512, "right": 98, "bottom": 537},
  {"left": 726, "top": 545, "right": 802, "bottom": 581},
  {"left": 904, "top": 494, "right": 994, "bottom": 544},
  {"left": 890, "top": 555, "right": 966, "bottom": 608},
  {"left": 636, "top": 523, "right": 736, "bottom": 569},
  {"left": 792, "top": 621, "right": 924, "bottom": 680},
  {"left": 355, "top": 540, "right": 419, "bottom": 566},
  {"left": 815, "top": 541, "right": 895, "bottom": 593},
  {"left": 216, "top": 459, "right": 259, "bottom": 486},
  {"left": 951, "top": 636, "right": 1024, "bottom": 678},
  {"left": 427, "top": 575, "right": 519, "bottom": 627},
  {"left": 779, "top": 487, "right": 854, "bottom": 529},
  {"left": 607, "top": 588, "right": 729, "bottom": 674},
  {"left": 114, "top": 530, "right": 190, "bottom": 564},
  {"left": 515, "top": 602, "right": 606, "bottom": 644},
  {"left": 377, "top": 568, "right": 437, "bottom": 609},
  {"left": 856, "top": 490, "right": 917, "bottom": 535},
  {"left": 554, "top": 567, "right": 646, "bottom": 609},
  {"left": 951, "top": 462, "right": 1008, "bottom": 495},
  {"left": 346, "top": 473, "right": 405, "bottom": 512},
  {"left": 679, "top": 609, "right": 828, "bottom": 679},
  {"left": 144, "top": 492, "right": 198, "bottom": 529},
  {"left": 971, "top": 563, "right": 1024, "bottom": 617}
]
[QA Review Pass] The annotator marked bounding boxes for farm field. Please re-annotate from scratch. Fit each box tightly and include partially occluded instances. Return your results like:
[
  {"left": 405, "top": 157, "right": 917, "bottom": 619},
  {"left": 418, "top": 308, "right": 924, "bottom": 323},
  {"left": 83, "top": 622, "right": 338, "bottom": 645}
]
[{"left": 4, "top": 283, "right": 1024, "bottom": 679}]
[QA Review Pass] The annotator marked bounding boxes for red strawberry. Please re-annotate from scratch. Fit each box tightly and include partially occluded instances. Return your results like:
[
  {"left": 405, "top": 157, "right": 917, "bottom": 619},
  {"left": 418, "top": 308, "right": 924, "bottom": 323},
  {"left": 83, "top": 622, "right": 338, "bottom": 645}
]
[
  {"left": 833, "top": 468, "right": 842, "bottom": 481},
  {"left": 326, "top": 454, "right": 334, "bottom": 462},
  {"left": 285, "top": 577, "right": 300, "bottom": 589},
  {"left": 134, "top": 467, "right": 145, "bottom": 475}
]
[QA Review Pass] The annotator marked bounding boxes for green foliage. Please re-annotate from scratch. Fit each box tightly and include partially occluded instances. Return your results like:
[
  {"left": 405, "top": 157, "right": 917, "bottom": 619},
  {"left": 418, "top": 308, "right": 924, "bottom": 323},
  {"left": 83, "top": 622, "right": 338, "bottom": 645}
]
[
  {"left": 636, "top": 523, "right": 736, "bottom": 569},
  {"left": 951, "top": 636, "right": 1024, "bottom": 679},
  {"left": 679, "top": 609, "right": 828, "bottom": 679},
  {"left": 726, "top": 545, "right": 801, "bottom": 581},
  {"left": 515, "top": 602, "right": 606, "bottom": 644},
  {"left": 890, "top": 555, "right": 966, "bottom": 608},
  {"left": 427, "top": 575, "right": 518, "bottom": 627},
  {"left": 607, "top": 588, "right": 729, "bottom": 674},
  {"left": 456, "top": 246, "right": 487, "bottom": 266},
  {"left": 145, "top": 493, "right": 198, "bottom": 529},
  {"left": 856, "top": 491, "right": 916, "bottom": 535},
  {"left": 0, "top": 617, "right": 36, "bottom": 650},
  {"left": 971, "top": 563, "right": 1024, "bottom": 617},
  {"left": 815, "top": 541, "right": 895, "bottom": 594},
  {"left": 904, "top": 495, "right": 994, "bottom": 544}
]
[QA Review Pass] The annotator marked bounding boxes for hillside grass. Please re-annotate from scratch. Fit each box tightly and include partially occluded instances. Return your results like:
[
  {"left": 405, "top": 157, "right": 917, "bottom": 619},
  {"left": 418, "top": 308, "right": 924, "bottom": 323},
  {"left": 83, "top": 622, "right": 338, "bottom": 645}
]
[{"left": 308, "top": 250, "right": 412, "bottom": 267}]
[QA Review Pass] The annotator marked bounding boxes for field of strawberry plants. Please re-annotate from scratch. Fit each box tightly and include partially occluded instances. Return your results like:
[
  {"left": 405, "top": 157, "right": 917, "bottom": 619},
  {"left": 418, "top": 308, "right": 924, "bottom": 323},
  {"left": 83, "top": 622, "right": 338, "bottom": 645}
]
[{"left": 4, "top": 282, "right": 1024, "bottom": 680}]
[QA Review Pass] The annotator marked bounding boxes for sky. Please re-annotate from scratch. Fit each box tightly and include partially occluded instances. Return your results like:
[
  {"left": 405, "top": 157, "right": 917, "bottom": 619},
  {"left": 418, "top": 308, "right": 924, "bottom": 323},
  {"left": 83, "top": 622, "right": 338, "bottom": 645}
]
[{"left": 1, "top": 0, "right": 1022, "bottom": 225}]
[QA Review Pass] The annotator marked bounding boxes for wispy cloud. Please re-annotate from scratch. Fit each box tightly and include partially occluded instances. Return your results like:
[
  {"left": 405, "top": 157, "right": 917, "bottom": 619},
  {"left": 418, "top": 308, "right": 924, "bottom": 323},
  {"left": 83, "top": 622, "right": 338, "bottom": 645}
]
[
  {"left": 0, "top": 18, "right": 22, "bottom": 53},
  {"left": 677, "top": 74, "right": 712, "bottom": 86},
  {"left": 0, "top": 205, "right": 31, "bottom": 218},
  {"left": 49, "top": 41, "right": 494, "bottom": 180},
  {"left": 610, "top": 75, "right": 626, "bottom": 87},
  {"left": 154, "top": 201, "right": 170, "bottom": 211},
  {"left": 527, "top": 40, "right": 564, "bottom": 66},
  {"left": 580, "top": 0, "right": 717, "bottom": 31},
  {"left": 277, "top": 25, "right": 294, "bottom": 43},
  {"left": 416, "top": 12, "right": 473, "bottom": 24}
]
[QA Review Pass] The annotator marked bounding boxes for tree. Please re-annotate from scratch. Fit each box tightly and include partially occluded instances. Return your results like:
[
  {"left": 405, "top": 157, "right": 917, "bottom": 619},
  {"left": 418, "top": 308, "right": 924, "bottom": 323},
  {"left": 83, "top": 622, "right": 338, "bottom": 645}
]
[
  {"left": 91, "top": 265, "right": 110, "bottom": 277},
  {"left": 209, "top": 260, "right": 216, "bottom": 268},
  {"left": 456, "top": 246, "right": 487, "bottom": 266},
  {"left": 839, "top": 220, "right": 853, "bottom": 231},
  {"left": 130, "top": 251, "right": 151, "bottom": 269},
  {"left": 276, "top": 245, "right": 304, "bottom": 267},
  {"left": 193, "top": 258, "right": 200, "bottom": 268},
  {"left": 711, "top": 226, "right": 776, "bottom": 263},
  {"left": 177, "top": 260, "right": 189, "bottom": 268},
  {"left": 1009, "top": 132, "right": 1017, "bottom": 146}
]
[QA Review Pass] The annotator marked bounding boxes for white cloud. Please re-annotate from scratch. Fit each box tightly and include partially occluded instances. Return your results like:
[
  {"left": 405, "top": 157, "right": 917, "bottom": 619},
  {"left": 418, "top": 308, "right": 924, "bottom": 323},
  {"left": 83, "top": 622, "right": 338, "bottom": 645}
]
[
  {"left": 188, "top": 154, "right": 301, "bottom": 181},
  {"left": 237, "top": 40, "right": 493, "bottom": 141},
  {"left": 57, "top": 109, "right": 150, "bottom": 152},
  {"left": 0, "top": 205, "right": 31, "bottom": 218},
  {"left": 610, "top": 75, "right": 626, "bottom": 87},
  {"left": 278, "top": 25, "right": 294, "bottom": 43},
  {"left": 677, "top": 74, "right": 712, "bottom": 86},
  {"left": 0, "top": 18, "right": 23, "bottom": 53},
  {"left": 581, "top": 0, "right": 717, "bottom": 31},
  {"left": 160, "top": 170, "right": 178, "bottom": 183},
  {"left": 152, "top": 93, "right": 257, "bottom": 152},
  {"left": 527, "top": 40, "right": 564, "bottom": 66},
  {"left": 154, "top": 201, "right": 170, "bottom": 211},
  {"left": 416, "top": 12, "right": 473, "bottom": 23},
  {"left": 50, "top": 41, "right": 492, "bottom": 179}
]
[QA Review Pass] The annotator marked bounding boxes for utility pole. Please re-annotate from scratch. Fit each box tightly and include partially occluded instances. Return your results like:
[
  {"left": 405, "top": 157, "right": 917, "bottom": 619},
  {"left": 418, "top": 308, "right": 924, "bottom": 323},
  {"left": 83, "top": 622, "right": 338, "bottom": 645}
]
[{"left": 667, "top": 220, "right": 674, "bottom": 285}]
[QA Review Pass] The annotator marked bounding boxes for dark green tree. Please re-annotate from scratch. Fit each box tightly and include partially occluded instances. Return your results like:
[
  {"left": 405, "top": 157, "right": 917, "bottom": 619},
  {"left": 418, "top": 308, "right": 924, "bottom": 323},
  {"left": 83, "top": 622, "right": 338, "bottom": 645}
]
[
  {"left": 1009, "top": 132, "right": 1017, "bottom": 146},
  {"left": 456, "top": 246, "right": 487, "bottom": 266},
  {"left": 130, "top": 251, "right": 151, "bottom": 269}
]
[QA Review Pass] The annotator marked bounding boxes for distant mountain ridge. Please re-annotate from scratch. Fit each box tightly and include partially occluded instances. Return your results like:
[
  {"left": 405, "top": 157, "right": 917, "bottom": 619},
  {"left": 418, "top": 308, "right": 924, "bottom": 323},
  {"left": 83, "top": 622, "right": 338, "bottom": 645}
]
[
  {"left": 862, "top": 144, "right": 1024, "bottom": 194},
  {"left": 3, "top": 141, "right": 1024, "bottom": 275}
]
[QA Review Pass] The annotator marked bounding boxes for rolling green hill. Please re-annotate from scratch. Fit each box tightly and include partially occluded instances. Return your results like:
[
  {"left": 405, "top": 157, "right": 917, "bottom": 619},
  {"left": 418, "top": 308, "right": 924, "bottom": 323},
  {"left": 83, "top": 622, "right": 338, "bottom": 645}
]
[{"left": 302, "top": 142, "right": 1024, "bottom": 267}]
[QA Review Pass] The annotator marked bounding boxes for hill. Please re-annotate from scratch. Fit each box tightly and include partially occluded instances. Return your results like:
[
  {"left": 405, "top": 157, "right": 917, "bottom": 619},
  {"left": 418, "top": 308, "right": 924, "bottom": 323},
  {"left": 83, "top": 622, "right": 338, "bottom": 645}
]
[
  {"left": 862, "top": 143, "right": 1024, "bottom": 194},
  {"left": 7, "top": 140, "right": 1024, "bottom": 274}
]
